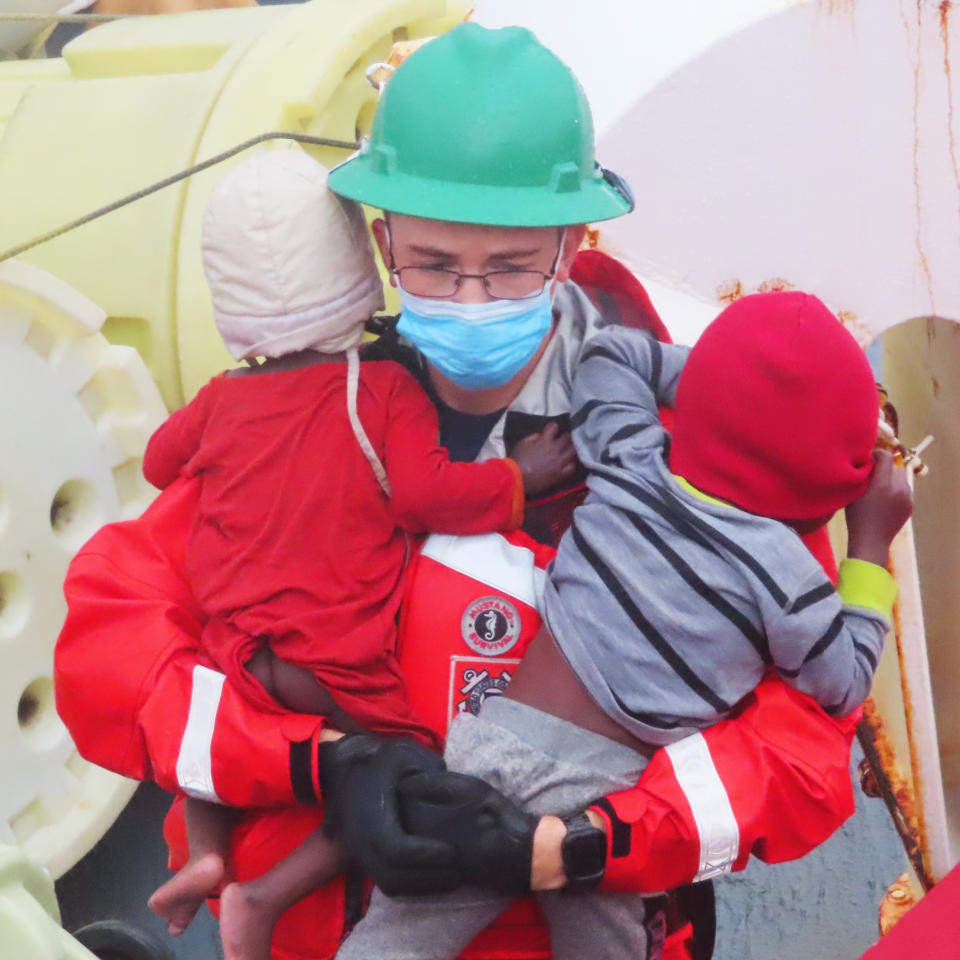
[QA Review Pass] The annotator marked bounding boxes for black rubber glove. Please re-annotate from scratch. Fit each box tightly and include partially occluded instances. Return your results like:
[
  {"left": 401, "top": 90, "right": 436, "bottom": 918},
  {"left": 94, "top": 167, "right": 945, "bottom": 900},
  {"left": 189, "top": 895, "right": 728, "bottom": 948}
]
[
  {"left": 399, "top": 770, "right": 538, "bottom": 897},
  {"left": 317, "top": 734, "right": 460, "bottom": 896}
]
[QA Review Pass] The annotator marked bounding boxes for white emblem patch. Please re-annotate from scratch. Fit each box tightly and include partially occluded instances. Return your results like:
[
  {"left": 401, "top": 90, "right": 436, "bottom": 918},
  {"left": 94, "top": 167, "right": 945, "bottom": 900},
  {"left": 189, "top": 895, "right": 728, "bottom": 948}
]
[
  {"left": 460, "top": 595, "right": 521, "bottom": 656},
  {"left": 448, "top": 656, "right": 521, "bottom": 724}
]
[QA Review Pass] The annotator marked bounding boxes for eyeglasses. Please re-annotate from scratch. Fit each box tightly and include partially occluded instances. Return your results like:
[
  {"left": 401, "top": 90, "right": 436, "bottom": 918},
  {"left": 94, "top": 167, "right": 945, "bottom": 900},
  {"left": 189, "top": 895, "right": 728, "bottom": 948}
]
[{"left": 391, "top": 265, "right": 556, "bottom": 301}]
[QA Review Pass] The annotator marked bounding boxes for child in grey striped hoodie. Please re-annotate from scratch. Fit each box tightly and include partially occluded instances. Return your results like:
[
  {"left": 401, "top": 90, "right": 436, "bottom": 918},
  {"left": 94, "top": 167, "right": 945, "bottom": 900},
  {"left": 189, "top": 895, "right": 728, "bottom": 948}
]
[
  {"left": 544, "top": 290, "right": 911, "bottom": 744},
  {"left": 336, "top": 290, "right": 914, "bottom": 960}
]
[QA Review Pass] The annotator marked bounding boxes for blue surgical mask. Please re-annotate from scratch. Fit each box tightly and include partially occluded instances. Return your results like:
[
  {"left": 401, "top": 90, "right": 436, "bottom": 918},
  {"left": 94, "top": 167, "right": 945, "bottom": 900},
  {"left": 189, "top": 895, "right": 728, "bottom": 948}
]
[{"left": 397, "top": 288, "right": 554, "bottom": 390}]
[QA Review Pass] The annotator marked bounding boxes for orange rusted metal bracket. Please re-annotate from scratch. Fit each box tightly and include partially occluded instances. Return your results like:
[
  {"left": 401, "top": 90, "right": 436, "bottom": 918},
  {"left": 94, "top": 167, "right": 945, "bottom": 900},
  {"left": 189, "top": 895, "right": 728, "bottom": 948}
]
[{"left": 857, "top": 709, "right": 933, "bottom": 892}]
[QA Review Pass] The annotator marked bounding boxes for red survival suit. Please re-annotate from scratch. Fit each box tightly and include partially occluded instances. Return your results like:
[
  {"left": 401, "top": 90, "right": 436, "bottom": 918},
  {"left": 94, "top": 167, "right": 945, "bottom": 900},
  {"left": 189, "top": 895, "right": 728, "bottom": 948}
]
[{"left": 55, "top": 251, "right": 860, "bottom": 960}]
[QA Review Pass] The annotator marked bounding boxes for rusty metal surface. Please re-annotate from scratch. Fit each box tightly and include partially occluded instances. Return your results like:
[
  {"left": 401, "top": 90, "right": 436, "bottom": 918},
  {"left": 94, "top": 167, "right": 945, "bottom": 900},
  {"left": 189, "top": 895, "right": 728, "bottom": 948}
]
[
  {"left": 858, "top": 701, "right": 931, "bottom": 890},
  {"left": 858, "top": 534, "right": 946, "bottom": 891},
  {"left": 878, "top": 873, "right": 918, "bottom": 937}
]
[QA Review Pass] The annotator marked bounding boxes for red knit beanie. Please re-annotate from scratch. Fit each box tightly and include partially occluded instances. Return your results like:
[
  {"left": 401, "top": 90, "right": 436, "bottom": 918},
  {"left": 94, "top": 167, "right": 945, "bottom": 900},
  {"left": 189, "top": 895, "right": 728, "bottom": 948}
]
[{"left": 669, "top": 291, "right": 878, "bottom": 520}]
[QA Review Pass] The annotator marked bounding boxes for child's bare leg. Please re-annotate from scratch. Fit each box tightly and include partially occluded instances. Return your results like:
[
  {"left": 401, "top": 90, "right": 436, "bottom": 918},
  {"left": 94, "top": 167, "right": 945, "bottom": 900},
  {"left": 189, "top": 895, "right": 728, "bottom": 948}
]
[
  {"left": 246, "top": 647, "right": 367, "bottom": 733},
  {"left": 148, "top": 798, "right": 236, "bottom": 936},
  {"left": 219, "top": 828, "right": 344, "bottom": 960}
]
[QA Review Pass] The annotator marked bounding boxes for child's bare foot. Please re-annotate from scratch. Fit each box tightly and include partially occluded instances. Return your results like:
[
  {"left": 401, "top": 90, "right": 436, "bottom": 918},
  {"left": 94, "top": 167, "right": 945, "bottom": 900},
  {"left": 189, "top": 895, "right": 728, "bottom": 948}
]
[
  {"left": 218, "top": 881, "right": 279, "bottom": 960},
  {"left": 148, "top": 851, "right": 227, "bottom": 936}
]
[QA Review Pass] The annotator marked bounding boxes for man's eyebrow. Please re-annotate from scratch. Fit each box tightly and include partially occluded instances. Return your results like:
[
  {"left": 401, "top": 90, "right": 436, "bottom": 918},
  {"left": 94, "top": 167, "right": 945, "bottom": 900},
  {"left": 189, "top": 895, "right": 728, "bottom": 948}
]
[
  {"left": 403, "top": 243, "right": 545, "bottom": 262},
  {"left": 485, "top": 247, "right": 543, "bottom": 262},
  {"left": 407, "top": 243, "right": 457, "bottom": 259}
]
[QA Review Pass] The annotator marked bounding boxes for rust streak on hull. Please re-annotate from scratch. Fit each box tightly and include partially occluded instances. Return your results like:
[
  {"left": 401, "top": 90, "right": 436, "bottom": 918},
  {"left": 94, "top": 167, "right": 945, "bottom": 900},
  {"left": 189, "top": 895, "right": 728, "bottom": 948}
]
[
  {"left": 915, "top": 2, "right": 936, "bottom": 311},
  {"left": 937, "top": 2, "right": 960, "bottom": 253}
]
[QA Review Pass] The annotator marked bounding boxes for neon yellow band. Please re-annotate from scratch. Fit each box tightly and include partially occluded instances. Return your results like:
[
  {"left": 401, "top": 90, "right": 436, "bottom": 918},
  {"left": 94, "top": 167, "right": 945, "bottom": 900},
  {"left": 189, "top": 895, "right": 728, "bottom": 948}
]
[
  {"left": 837, "top": 558, "right": 898, "bottom": 619},
  {"left": 673, "top": 474, "right": 732, "bottom": 509}
]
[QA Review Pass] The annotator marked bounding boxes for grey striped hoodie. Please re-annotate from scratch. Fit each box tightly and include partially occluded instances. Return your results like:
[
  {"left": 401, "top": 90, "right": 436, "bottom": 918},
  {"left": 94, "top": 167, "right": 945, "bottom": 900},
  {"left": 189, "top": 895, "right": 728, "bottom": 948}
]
[{"left": 542, "top": 326, "right": 893, "bottom": 746}]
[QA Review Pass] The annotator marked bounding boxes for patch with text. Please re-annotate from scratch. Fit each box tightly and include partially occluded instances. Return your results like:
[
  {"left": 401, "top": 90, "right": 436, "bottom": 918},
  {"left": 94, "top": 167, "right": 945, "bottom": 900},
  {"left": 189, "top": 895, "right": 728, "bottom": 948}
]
[
  {"left": 448, "top": 656, "right": 521, "bottom": 725},
  {"left": 460, "top": 595, "right": 521, "bottom": 656}
]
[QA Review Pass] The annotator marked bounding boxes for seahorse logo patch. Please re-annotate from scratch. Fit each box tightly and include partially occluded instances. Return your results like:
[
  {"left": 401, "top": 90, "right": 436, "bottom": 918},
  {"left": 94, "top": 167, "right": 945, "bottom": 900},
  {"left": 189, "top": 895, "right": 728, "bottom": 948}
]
[{"left": 460, "top": 595, "right": 520, "bottom": 656}]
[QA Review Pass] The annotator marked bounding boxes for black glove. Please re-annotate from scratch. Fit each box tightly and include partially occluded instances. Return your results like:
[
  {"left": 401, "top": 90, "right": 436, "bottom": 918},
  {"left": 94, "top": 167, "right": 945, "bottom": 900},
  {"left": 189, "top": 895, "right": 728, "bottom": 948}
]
[
  {"left": 399, "top": 770, "right": 538, "bottom": 897},
  {"left": 317, "top": 734, "right": 459, "bottom": 896}
]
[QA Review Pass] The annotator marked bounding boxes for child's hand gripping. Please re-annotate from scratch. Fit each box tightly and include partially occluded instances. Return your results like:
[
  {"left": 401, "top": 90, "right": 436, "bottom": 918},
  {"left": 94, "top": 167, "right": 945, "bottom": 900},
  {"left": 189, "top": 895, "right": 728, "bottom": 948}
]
[
  {"left": 510, "top": 422, "right": 578, "bottom": 497},
  {"left": 845, "top": 449, "right": 915, "bottom": 567}
]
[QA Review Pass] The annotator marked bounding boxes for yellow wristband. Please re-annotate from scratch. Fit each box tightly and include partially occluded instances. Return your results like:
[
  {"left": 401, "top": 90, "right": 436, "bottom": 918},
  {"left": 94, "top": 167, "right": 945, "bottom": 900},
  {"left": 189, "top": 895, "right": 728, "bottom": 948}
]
[{"left": 837, "top": 558, "right": 898, "bottom": 619}]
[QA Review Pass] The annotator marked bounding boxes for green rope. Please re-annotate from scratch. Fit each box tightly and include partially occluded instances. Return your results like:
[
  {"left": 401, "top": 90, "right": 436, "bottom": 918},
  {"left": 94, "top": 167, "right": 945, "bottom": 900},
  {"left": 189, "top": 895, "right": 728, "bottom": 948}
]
[{"left": 0, "top": 131, "right": 360, "bottom": 263}]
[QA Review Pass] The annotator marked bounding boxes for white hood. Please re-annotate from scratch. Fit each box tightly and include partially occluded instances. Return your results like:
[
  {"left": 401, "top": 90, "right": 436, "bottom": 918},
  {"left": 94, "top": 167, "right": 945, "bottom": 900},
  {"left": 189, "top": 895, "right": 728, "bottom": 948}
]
[{"left": 201, "top": 148, "right": 385, "bottom": 361}]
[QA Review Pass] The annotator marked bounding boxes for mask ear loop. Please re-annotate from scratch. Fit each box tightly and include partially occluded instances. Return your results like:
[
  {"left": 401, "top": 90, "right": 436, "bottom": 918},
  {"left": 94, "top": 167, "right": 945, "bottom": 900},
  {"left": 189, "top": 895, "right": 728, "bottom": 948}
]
[
  {"left": 552, "top": 228, "right": 567, "bottom": 275},
  {"left": 382, "top": 219, "right": 399, "bottom": 280},
  {"left": 544, "top": 227, "right": 568, "bottom": 301}
]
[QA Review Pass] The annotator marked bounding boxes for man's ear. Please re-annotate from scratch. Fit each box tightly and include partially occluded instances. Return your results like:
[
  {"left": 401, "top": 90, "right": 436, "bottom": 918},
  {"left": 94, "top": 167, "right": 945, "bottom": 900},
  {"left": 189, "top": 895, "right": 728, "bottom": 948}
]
[
  {"left": 370, "top": 217, "right": 396, "bottom": 286},
  {"left": 554, "top": 224, "right": 587, "bottom": 283}
]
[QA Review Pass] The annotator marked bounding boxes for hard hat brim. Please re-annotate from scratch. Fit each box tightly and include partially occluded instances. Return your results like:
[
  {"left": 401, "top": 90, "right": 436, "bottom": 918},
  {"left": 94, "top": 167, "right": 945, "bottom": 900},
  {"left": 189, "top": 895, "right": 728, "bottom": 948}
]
[{"left": 328, "top": 155, "right": 633, "bottom": 227}]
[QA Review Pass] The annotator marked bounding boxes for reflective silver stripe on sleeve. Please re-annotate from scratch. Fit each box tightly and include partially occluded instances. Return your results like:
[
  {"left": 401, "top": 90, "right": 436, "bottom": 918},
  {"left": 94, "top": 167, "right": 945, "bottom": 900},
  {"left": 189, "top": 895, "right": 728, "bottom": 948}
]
[
  {"left": 175, "top": 665, "right": 225, "bottom": 803},
  {"left": 421, "top": 533, "right": 545, "bottom": 611},
  {"left": 664, "top": 733, "right": 739, "bottom": 881}
]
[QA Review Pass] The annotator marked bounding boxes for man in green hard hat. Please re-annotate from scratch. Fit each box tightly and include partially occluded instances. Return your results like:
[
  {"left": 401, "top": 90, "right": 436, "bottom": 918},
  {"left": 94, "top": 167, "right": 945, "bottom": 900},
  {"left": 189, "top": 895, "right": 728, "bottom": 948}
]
[{"left": 329, "top": 20, "right": 636, "bottom": 508}]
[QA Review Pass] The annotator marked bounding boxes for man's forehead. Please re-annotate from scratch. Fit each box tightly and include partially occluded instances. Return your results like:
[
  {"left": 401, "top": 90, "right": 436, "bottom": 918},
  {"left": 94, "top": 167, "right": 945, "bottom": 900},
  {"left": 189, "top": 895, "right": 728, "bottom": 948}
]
[{"left": 385, "top": 212, "right": 562, "bottom": 255}]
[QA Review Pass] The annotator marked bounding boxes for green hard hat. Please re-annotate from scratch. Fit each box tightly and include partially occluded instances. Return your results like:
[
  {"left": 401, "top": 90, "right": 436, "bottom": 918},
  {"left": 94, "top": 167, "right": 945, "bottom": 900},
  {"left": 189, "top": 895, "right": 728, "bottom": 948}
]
[{"left": 328, "top": 22, "right": 633, "bottom": 227}]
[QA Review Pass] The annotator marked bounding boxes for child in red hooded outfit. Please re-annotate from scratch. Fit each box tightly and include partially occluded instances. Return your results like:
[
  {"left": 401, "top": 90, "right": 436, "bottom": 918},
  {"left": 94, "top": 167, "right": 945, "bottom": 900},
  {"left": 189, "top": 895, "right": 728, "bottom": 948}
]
[
  {"left": 335, "top": 291, "right": 914, "bottom": 960},
  {"left": 142, "top": 149, "right": 575, "bottom": 960}
]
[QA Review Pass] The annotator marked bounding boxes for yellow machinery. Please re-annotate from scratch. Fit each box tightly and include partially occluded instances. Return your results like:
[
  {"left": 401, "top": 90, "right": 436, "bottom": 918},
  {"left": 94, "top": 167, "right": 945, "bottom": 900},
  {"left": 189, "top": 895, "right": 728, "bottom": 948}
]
[
  {"left": 0, "top": 842, "right": 98, "bottom": 960},
  {"left": 0, "top": 0, "right": 467, "bottom": 893}
]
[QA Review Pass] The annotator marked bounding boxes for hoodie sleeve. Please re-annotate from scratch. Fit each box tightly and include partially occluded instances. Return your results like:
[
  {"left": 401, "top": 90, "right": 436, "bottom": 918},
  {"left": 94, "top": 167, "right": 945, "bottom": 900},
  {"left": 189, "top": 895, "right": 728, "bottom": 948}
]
[
  {"left": 143, "top": 383, "right": 215, "bottom": 490},
  {"left": 571, "top": 327, "right": 689, "bottom": 467},
  {"left": 383, "top": 368, "right": 523, "bottom": 534},
  {"left": 765, "top": 559, "right": 896, "bottom": 715}
]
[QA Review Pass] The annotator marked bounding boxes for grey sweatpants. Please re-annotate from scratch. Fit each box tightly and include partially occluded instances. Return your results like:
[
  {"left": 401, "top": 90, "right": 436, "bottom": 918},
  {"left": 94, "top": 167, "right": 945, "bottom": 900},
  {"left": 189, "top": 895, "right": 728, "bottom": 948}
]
[{"left": 336, "top": 697, "right": 664, "bottom": 960}]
